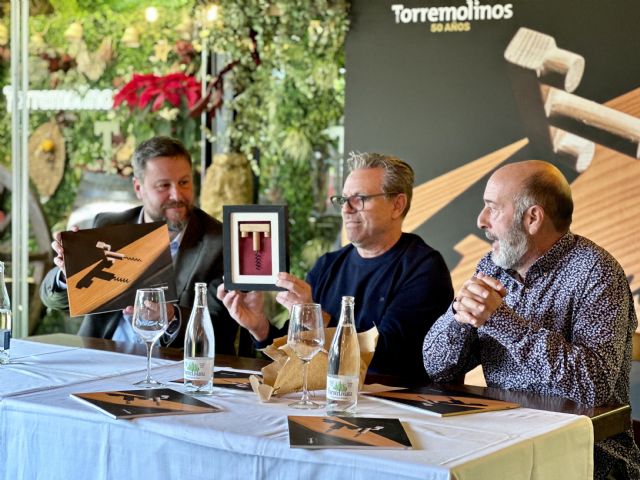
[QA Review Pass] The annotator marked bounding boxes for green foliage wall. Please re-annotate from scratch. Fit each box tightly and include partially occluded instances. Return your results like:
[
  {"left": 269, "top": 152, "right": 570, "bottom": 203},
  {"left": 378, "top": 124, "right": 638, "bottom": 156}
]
[
  {"left": 0, "top": 0, "right": 348, "bottom": 279},
  {"left": 0, "top": 1, "right": 201, "bottom": 232},
  {"left": 207, "top": 0, "right": 349, "bottom": 276}
]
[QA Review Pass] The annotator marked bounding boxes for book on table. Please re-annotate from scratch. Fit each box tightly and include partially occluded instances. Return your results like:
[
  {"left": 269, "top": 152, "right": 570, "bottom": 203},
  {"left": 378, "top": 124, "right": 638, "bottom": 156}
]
[
  {"left": 366, "top": 386, "right": 520, "bottom": 417},
  {"left": 61, "top": 221, "right": 177, "bottom": 316},
  {"left": 171, "top": 369, "right": 258, "bottom": 392},
  {"left": 288, "top": 416, "right": 412, "bottom": 449},
  {"left": 70, "top": 388, "right": 220, "bottom": 419}
]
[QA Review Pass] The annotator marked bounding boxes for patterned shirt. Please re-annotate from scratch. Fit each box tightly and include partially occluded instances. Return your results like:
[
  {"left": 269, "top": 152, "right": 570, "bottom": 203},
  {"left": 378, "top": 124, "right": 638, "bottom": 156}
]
[{"left": 423, "top": 232, "right": 640, "bottom": 479}]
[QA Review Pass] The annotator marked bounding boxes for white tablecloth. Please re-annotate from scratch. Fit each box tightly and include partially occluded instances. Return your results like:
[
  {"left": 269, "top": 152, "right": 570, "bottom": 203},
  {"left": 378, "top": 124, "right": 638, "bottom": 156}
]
[
  {"left": 0, "top": 343, "right": 594, "bottom": 480},
  {"left": 0, "top": 339, "right": 175, "bottom": 400}
]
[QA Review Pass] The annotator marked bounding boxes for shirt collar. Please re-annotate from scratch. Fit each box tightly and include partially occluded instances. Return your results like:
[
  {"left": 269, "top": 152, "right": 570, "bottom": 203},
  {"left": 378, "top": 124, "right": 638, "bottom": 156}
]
[{"left": 527, "top": 231, "right": 575, "bottom": 275}]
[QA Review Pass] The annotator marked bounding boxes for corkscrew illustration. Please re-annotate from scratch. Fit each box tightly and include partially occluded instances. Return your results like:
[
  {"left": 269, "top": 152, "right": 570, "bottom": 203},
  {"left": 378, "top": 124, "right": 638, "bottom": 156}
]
[
  {"left": 106, "top": 392, "right": 170, "bottom": 405},
  {"left": 76, "top": 241, "right": 139, "bottom": 288},
  {"left": 96, "top": 241, "right": 142, "bottom": 262},
  {"left": 239, "top": 223, "right": 270, "bottom": 271},
  {"left": 321, "top": 418, "right": 385, "bottom": 437}
]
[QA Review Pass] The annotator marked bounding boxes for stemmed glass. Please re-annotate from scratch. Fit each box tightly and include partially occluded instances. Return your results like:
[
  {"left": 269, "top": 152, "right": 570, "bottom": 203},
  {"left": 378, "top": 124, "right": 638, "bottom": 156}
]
[
  {"left": 287, "top": 303, "right": 325, "bottom": 409},
  {"left": 131, "top": 288, "right": 168, "bottom": 387}
]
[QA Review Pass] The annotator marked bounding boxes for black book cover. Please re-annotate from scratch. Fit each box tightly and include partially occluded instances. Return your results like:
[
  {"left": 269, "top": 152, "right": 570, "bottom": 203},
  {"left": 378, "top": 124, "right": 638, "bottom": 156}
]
[
  {"left": 288, "top": 416, "right": 412, "bottom": 449},
  {"left": 61, "top": 221, "right": 176, "bottom": 316},
  {"left": 367, "top": 386, "right": 519, "bottom": 417},
  {"left": 70, "top": 388, "right": 220, "bottom": 419}
]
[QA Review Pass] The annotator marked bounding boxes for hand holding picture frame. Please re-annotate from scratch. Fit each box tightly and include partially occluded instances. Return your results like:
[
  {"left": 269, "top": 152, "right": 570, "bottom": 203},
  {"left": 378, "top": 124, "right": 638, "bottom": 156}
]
[{"left": 222, "top": 205, "right": 289, "bottom": 291}]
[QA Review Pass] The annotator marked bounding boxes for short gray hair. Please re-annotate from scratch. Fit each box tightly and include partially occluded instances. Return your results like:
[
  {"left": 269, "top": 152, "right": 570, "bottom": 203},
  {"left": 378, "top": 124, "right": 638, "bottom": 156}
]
[
  {"left": 132, "top": 136, "right": 191, "bottom": 180},
  {"left": 347, "top": 152, "right": 414, "bottom": 217},
  {"left": 513, "top": 171, "right": 573, "bottom": 232}
]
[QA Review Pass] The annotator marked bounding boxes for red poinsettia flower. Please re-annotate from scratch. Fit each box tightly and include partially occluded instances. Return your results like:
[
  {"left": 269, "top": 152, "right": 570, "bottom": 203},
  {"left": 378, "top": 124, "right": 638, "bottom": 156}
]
[{"left": 113, "top": 72, "right": 201, "bottom": 112}]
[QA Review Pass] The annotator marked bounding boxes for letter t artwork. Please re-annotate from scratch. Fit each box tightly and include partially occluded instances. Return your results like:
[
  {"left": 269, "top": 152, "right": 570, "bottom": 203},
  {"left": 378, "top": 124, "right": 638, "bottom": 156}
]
[{"left": 238, "top": 222, "right": 273, "bottom": 276}]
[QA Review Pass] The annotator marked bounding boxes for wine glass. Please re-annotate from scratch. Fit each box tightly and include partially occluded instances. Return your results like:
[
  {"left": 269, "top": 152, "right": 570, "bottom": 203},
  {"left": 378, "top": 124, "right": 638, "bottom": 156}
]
[
  {"left": 131, "top": 288, "right": 168, "bottom": 387},
  {"left": 287, "top": 303, "right": 325, "bottom": 409}
]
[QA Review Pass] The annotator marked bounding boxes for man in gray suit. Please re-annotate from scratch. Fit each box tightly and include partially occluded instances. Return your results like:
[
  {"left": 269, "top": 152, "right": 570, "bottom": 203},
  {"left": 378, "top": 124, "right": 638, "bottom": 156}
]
[{"left": 40, "top": 136, "right": 239, "bottom": 354}]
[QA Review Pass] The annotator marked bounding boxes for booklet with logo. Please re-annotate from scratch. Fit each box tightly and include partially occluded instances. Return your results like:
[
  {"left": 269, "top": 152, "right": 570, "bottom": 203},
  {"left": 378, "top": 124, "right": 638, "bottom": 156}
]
[
  {"left": 366, "top": 386, "right": 520, "bottom": 417},
  {"left": 288, "top": 416, "right": 412, "bottom": 449},
  {"left": 171, "top": 369, "right": 259, "bottom": 392},
  {"left": 61, "top": 221, "right": 177, "bottom": 316},
  {"left": 70, "top": 388, "right": 220, "bottom": 419}
]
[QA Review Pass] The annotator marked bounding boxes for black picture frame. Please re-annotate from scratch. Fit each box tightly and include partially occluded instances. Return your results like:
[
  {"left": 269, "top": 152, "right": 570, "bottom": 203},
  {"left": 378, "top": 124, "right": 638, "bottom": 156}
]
[{"left": 223, "top": 205, "right": 289, "bottom": 291}]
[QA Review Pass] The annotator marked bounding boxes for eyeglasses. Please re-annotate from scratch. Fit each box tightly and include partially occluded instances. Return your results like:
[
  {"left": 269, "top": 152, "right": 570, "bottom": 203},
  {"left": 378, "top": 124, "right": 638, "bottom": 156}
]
[{"left": 329, "top": 193, "right": 400, "bottom": 211}]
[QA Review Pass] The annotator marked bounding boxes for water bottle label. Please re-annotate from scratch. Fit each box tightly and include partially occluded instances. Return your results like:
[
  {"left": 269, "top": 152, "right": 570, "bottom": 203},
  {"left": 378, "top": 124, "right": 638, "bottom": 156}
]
[
  {"left": 326, "top": 374, "right": 358, "bottom": 401},
  {"left": 184, "top": 357, "right": 214, "bottom": 381}
]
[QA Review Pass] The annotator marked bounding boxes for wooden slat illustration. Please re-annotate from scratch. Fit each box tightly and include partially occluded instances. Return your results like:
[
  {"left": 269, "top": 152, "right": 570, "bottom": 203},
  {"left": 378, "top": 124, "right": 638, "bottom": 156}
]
[
  {"left": 403, "top": 139, "right": 528, "bottom": 233},
  {"left": 405, "top": 88, "right": 640, "bottom": 320},
  {"left": 449, "top": 234, "right": 492, "bottom": 293},
  {"left": 571, "top": 89, "right": 640, "bottom": 300}
]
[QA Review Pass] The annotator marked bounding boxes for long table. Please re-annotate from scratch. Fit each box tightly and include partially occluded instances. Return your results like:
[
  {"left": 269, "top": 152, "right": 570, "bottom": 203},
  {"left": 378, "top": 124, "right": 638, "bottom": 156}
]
[
  {"left": 0, "top": 334, "right": 621, "bottom": 479},
  {"left": 25, "top": 333, "right": 631, "bottom": 443}
]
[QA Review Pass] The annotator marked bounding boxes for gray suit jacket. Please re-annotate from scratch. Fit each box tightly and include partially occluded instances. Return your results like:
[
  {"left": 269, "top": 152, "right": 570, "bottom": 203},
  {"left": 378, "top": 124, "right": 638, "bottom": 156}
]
[{"left": 40, "top": 206, "right": 239, "bottom": 354}]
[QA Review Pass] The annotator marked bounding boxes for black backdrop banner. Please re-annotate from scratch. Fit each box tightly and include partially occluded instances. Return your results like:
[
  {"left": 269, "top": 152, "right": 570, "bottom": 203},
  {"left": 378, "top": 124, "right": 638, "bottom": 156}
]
[{"left": 344, "top": 0, "right": 640, "bottom": 311}]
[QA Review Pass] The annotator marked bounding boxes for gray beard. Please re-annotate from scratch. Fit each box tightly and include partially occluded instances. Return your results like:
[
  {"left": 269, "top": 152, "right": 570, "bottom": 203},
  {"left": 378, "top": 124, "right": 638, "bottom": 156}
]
[{"left": 489, "top": 223, "right": 530, "bottom": 271}]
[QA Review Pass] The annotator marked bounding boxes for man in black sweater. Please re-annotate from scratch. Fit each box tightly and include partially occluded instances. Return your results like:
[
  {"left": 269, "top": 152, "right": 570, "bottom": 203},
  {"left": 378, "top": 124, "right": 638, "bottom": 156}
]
[{"left": 218, "top": 152, "right": 453, "bottom": 378}]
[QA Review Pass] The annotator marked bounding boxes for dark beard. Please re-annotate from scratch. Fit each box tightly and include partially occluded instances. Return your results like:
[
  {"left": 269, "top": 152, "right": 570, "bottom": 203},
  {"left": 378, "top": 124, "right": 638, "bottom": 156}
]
[
  {"left": 166, "top": 216, "right": 190, "bottom": 232},
  {"left": 148, "top": 201, "right": 192, "bottom": 231}
]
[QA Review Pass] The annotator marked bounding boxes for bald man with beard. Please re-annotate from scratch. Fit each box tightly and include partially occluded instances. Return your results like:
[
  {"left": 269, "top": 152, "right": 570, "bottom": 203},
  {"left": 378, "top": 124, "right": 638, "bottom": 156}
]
[{"left": 423, "top": 160, "right": 640, "bottom": 479}]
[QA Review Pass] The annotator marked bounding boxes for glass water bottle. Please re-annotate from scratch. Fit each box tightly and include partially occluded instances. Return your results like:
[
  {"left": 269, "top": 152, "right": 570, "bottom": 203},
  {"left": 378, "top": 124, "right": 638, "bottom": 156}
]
[
  {"left": 184, "top": 282, "right": 215, "bottom": 394},
  {"left": 0, "top": 261, "right": 11, "bottom": 364},
  {"left": 326, "top": 296, "right": 360, "bottom": 415}
]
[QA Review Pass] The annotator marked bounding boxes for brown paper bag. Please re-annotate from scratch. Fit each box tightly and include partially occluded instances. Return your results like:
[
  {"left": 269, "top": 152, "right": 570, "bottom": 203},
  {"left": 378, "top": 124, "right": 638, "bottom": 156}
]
[{"left": 249, "top": 326, "right": 378, "bottom": 402}]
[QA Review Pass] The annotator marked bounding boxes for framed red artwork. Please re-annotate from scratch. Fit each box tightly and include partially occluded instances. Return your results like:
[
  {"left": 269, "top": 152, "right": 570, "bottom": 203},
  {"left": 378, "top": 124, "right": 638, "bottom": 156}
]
[{"left": 223, "top": 205, "right": 289, "bottom": 291}]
